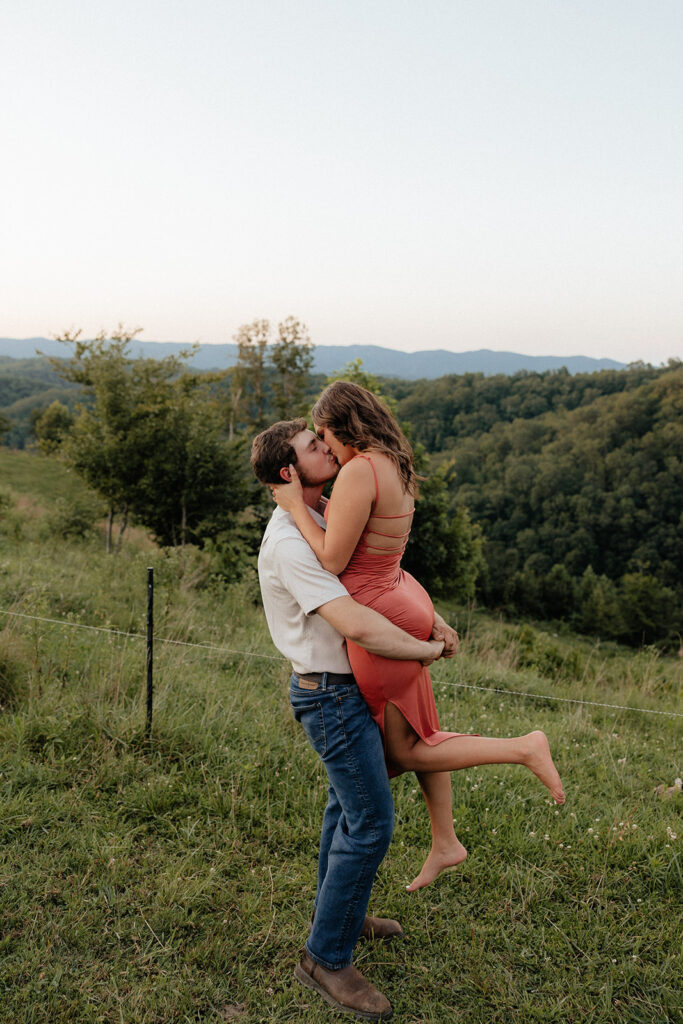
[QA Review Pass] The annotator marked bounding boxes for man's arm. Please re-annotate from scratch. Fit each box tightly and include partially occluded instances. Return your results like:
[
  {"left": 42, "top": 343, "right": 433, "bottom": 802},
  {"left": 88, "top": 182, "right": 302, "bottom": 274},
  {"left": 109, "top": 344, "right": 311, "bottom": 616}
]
[{"left": 317, "top": 596, "right": 444, "bottom": 665}]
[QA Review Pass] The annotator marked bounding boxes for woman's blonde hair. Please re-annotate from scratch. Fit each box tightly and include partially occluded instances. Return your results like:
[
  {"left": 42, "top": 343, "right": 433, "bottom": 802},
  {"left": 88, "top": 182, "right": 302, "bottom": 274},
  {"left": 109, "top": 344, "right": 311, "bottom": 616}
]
[{"left": 312, "top": 381, "right": 416, "bottom": 494}]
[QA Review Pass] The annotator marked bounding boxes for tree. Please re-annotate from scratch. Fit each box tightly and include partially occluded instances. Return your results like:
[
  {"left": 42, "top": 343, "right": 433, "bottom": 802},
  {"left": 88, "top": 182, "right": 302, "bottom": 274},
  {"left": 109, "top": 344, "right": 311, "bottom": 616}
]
[
  {"left": 269, "top": 316, "right": 314, "bottom": 419},
  {"left": 403, "top": 458, "right": 483, "bottom": 600},
  {"left": 326, "top": 359, "right": 398, "bottom": 414},
  {"left": 131, "top": 374, "right": 254, "bottom": 548},
  {"left": 50, "top": 327, "right": 188, "bottom": 551},
  {"left": 227, "top": 316, "right": 316, "bottom": 434},
  {"left": 49, "top": 326, "right": 251, "bottom": 554},
  {"left": 618, "top": 573, "right": 679, "bottom": 646},
  {"left": 31, "top": 400, "right": 74, "bottom": 453},
  {"left": 231, "top": 319, "right": 270, "bottom": 433},
  {"left": 573, "top": 567, "right": 623, "bottom": 639},
  {"left": 0, "top": 411, "right": 10, "bottom": 444}
]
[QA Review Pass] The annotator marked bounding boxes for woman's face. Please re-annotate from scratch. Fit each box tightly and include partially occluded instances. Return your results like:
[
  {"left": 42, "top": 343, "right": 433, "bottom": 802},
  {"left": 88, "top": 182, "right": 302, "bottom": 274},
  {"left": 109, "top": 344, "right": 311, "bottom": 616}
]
[{"left": 315, "top": 424, "right": 355, "bottom": 466}]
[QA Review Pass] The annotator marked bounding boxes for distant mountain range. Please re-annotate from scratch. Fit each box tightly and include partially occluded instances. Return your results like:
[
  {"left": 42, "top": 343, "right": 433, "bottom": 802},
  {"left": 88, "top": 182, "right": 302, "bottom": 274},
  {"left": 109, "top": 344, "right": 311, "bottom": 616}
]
[{"left": 0, "top": 337, "right": 626, "bottom": 378}]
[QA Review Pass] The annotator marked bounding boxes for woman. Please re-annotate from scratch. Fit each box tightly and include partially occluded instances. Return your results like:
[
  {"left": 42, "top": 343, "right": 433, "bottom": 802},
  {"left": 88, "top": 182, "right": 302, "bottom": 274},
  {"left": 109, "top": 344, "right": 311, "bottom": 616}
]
[{"left": 273, "top": 381, "right": 565, "bottom": 890}]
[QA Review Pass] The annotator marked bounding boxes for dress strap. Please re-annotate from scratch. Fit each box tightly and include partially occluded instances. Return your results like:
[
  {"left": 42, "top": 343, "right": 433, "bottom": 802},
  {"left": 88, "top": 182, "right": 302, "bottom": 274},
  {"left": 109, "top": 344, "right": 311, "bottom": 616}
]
[{"left": 355, "top": 454, "right": 379, "bottom": 506}]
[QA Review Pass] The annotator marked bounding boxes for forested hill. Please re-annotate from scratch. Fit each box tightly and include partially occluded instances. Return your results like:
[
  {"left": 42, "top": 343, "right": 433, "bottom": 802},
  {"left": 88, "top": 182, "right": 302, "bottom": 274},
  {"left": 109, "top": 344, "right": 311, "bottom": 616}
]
[
  {"left": 388, "top": 363, "right": 672, "bottom": 450},
  {"left": 1, "top": 342, "right": 680, "bottom": 646},
  {"left": 390, "top": 362, "right": 682, "bottom": 645}
]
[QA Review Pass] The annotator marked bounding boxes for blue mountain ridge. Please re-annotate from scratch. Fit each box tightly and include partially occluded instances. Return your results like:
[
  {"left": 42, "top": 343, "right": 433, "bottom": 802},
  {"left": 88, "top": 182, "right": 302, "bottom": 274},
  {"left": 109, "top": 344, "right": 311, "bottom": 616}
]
[{"left": 0, "top": 338, "right": 626, "bottom": 378}]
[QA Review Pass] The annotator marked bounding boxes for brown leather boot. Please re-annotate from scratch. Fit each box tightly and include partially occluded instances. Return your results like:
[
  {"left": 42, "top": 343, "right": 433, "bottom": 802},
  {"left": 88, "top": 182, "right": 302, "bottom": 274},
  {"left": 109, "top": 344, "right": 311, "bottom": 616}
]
[
  {"left": 308, "top": 914, "right": 404, "bottom": 943},
  {"left": 294, "top": 952, "right": 393, "bottom": 1021},
  {"left": 360, "top": 915, "right": 404, "bottom": 941}
]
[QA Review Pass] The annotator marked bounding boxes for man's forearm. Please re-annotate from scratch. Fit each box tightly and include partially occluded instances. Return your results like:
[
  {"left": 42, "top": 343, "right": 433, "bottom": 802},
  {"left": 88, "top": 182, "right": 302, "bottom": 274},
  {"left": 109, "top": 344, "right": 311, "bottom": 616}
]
[{"left": 317, "top": 596, "right": 435, "bottom": 661}]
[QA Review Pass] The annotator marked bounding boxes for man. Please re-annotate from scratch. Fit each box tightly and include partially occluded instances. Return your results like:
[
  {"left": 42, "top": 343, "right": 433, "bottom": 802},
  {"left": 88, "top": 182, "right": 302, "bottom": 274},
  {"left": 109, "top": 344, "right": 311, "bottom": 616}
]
[{"left": 251, "top": 418, "right": 458, "bottom": 1022}]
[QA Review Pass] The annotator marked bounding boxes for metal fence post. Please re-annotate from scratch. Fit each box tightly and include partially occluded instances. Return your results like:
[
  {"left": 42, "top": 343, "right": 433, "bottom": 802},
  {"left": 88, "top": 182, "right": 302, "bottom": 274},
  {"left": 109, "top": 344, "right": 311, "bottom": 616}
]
[{"left": 146, "top": 567, "right": 153, "bottom": 737}]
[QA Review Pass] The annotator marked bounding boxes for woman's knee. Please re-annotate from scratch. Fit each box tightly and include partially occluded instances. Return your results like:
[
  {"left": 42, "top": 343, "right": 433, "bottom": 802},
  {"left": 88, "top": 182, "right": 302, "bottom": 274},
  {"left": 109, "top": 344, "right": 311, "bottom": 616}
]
[{"left": 386, "top": 736, "right": 420, "bottom": 772}]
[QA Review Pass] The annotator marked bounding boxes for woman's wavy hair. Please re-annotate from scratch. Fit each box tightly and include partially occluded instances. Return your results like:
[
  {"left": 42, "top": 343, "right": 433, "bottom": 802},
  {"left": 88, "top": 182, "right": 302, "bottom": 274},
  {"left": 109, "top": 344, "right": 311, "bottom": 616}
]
[{"left": 312, "top": 381, "right": 417, "bottom": 494}]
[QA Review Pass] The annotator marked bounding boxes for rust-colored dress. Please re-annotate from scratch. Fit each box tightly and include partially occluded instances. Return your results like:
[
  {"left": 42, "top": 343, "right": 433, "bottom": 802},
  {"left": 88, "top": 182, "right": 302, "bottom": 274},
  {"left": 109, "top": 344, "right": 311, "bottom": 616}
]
[{"left": 327, "top": 455, "right": 464, "bottom": 774}]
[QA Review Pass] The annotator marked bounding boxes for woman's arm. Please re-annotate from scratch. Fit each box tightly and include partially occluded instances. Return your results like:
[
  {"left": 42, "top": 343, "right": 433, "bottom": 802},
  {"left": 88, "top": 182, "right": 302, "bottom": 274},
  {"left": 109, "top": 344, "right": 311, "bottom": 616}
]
[{"left": 272, "top": 459, "right": 375, "bottom": 573}]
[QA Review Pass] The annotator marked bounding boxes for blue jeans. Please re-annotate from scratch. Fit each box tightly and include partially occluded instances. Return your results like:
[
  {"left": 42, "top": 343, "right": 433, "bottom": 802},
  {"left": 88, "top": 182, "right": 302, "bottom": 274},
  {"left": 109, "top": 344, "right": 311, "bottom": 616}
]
[{"left": 289, "top": 672, "right": 394, "bottom": 970}]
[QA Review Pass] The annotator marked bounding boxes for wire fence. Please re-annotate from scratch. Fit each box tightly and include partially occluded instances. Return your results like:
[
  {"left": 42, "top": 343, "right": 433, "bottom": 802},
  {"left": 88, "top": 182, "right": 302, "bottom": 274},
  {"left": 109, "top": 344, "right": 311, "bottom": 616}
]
[{"left": 2, "top": 605, "right": 681, "bottom": 720}]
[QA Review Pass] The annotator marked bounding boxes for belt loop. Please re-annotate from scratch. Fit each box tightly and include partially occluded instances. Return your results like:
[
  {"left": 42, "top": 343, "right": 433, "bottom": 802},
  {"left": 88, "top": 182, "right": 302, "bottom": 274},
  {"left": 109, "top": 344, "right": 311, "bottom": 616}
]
[{"left": 321, "top": 672, "right": 328, "bottom": 691}]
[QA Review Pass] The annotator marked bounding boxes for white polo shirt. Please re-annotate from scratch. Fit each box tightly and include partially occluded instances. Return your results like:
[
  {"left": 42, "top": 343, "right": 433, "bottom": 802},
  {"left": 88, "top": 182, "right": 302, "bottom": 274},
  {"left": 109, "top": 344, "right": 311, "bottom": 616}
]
[{"left": 258, "top": 505, "right": 352, "bottom": 676}]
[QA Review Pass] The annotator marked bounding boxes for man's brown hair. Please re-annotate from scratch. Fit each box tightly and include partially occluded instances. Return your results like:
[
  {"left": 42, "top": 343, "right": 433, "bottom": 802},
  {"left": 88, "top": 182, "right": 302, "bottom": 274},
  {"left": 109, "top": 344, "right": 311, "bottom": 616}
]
[{"left": 250, "top": 418, "right": 307, "bottom": 485}]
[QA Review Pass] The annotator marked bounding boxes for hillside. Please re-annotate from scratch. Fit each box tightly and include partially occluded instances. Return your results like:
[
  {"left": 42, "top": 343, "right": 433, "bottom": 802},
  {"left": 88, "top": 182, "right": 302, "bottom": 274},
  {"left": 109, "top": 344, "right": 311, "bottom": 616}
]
[
  {"left": 2, "top": 353, "right": 680, "bottom": 645},
  {"left": 412, "top": 364, "right": 683, "bottom": 644},
  {"left": 0, "top": 449, "right": 681, "bottom": 1022}
]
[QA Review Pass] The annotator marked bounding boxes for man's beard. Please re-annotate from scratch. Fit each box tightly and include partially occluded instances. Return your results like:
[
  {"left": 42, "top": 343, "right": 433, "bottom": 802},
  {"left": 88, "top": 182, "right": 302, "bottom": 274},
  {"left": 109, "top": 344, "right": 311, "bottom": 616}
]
[{"left": 296, "top": 463, "right": 339, "bottom": 488}]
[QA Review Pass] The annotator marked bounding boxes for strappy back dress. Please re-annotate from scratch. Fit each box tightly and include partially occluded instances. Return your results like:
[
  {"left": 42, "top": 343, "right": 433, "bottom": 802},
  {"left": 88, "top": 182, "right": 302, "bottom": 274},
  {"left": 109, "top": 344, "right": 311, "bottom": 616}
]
[{"left": 326, "top": 454, "right": 465, "bottom": 773}]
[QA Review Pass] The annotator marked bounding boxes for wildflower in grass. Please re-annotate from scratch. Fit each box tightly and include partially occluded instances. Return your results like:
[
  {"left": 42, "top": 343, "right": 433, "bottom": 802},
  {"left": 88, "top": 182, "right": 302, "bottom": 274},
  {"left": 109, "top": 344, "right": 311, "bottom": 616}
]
[{"left": 666, "top": 826, "right": 677, "bottom": 840}]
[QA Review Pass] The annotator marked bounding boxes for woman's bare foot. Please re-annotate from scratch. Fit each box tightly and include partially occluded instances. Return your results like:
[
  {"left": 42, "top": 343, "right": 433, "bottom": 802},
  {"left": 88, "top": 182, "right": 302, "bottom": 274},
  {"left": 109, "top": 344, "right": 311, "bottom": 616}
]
[
  {"left": 524, "top": 730, "right": 565, "bottom": 804},
  {"left": 405, "top": 839, "right": 468, "bottom": 892}
]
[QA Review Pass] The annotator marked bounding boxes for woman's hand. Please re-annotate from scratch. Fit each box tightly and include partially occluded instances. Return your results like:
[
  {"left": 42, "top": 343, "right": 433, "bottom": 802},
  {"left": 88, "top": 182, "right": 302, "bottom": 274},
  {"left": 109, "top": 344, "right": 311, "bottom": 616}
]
[
  {"left": 421, "top": 638, "right": 445, "bottom": 666},
  {"left": 271, "top": 464, "right": 305, "bottom": 513}
]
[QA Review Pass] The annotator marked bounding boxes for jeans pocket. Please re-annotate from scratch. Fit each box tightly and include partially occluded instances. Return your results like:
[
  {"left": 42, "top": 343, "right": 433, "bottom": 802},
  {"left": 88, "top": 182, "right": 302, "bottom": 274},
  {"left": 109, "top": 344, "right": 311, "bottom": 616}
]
[{"left": 291, "top": 699, "right": 327, "bottom": 758}]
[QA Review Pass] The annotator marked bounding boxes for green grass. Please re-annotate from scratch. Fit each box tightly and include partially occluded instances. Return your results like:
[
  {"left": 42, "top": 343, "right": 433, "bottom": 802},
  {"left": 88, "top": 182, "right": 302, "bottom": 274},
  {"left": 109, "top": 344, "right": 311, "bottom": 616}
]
[
  {"left": 1, "top": 448, "right": 95, "bottom": 505},
  {"left": 1, "top": 450, "right": 681, "bottom": 1023}
]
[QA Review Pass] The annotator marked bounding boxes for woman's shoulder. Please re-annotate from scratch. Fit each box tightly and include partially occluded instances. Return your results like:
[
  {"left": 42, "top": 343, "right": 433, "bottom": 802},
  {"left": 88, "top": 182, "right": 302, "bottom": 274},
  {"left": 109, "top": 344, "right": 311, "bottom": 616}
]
[{"left": 337, "top": 454, "right": 377, "bottom": 488}]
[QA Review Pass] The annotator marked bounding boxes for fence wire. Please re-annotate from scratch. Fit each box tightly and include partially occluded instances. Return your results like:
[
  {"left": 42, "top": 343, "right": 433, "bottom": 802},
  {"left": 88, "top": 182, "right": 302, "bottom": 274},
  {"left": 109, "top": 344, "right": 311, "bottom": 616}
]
[{"left": 2, "top": 606, "right": 681, "bottom": 719}]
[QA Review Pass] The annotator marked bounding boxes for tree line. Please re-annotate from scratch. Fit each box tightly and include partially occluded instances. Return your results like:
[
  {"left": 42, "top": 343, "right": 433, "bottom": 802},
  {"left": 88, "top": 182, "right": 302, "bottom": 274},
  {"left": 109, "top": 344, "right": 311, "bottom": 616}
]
[{"left": 2, "top": 332, "right": 680, "bottom": 647}]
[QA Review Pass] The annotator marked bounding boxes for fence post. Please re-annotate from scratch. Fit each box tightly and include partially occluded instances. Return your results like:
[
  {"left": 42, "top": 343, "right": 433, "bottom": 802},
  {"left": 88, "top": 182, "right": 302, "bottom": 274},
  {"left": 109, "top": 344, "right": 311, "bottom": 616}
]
[{"left": 146, "top": 567, "right": 154, "bottom": 737}]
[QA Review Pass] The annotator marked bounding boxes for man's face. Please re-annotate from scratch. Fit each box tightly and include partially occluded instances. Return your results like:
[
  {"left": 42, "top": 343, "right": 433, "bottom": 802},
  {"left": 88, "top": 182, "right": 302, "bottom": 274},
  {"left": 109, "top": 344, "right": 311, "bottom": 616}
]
[{"left": 289, "top": 429, "right": 340, "bottom": 486}]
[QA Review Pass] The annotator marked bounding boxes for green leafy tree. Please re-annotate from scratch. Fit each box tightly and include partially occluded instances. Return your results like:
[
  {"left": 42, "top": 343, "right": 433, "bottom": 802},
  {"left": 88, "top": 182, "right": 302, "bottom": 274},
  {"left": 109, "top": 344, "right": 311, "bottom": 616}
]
[
  {"left": 573, "top": 567, "right": 624, "bottom": 639},
  {"left": 269, "top": 316, "right": 314, "bottom": 419},
  {"left": 231, "top": 319, "right": 270, "bottom": 433},
  {"left": 31, "top": 400, "right": 74, "bottom": 453},
  {"left": 618, "top": 573, "right": 679, "bottom": 646},
  {"left": 542, "top": 563, "right": 577, "bottom": 620},
  {"left": 403, "top": 459, "right": 483, "bottom": 600},
  {"left": 0, "top": 411, "right": 11, "bottom": 443},
  {"left": 50, "top": 327, "right": 190, "bottom": 551},
  {"left": 49, "top": 327, "right": 251, "bottom": 556},
  {"left": 132, "top": 375, "right": 254, "bottom": 548},
  {"left": 326, "top": 359, "right": 398, "bottom": 414}
]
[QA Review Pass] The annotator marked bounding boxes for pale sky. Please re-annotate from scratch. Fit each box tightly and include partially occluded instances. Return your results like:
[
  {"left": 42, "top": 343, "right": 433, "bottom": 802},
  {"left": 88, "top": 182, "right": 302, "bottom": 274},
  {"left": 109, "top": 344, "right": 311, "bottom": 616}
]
[{"left": 1, "top": 0, "right": 681, "bottom": 363}]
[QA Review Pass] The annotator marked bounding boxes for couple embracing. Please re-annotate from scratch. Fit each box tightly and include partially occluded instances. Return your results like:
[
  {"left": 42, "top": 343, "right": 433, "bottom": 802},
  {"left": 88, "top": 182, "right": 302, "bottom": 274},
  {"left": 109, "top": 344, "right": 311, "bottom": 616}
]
[{"left": 250, "top": 381, "right": 565, "bottom": 1021}]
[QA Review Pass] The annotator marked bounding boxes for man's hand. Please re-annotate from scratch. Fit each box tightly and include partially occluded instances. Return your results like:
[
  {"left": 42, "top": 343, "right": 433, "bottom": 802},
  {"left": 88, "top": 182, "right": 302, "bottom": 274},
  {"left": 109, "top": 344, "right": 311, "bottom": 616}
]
[
  {"left": 431, "top": 612, "right": 459, "bottom": 658},
  {"left": 421, "top": 638, "right": 445, "bottom": 666}
]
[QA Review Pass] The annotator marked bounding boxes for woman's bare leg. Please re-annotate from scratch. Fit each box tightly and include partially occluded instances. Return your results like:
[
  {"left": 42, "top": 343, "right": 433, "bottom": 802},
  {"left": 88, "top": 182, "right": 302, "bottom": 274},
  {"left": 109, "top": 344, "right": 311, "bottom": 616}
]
[
  {"left": 385, "top": 703, "right": 565, "bottom": 803},
  {"left": 406, "top": 771, "right": 467, "bottom": 891}
]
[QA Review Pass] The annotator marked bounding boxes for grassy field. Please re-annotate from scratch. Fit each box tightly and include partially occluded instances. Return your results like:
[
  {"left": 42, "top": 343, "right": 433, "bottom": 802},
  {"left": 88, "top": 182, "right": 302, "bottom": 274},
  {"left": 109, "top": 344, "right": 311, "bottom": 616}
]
[{"left": 1, "top": 449, "right": 681, "bottom": 1023}]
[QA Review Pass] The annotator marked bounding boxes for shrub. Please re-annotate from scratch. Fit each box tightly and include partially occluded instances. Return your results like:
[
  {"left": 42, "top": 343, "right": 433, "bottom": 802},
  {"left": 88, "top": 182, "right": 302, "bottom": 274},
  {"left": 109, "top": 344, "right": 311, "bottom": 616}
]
[{"left": 45, "top": 496, "right": 104, "bottom": 540}]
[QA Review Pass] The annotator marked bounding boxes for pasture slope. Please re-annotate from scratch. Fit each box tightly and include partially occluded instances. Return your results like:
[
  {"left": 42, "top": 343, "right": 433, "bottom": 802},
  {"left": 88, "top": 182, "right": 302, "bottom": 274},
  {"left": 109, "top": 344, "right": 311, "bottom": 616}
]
[{"left": 1, "top": 449, "right": 681, "bottom": 1024}]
